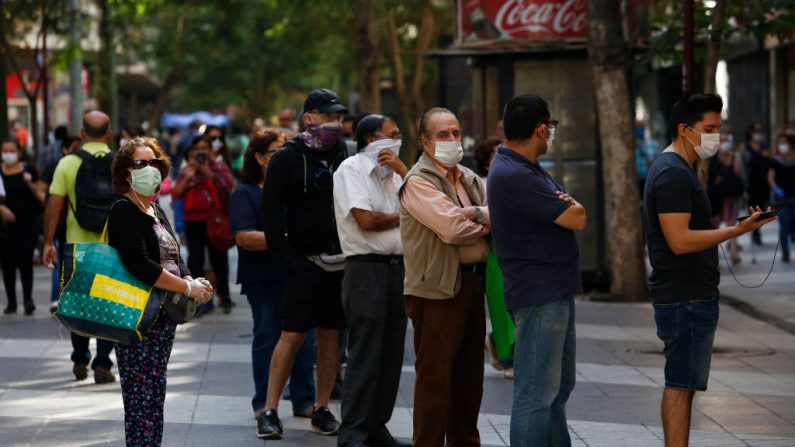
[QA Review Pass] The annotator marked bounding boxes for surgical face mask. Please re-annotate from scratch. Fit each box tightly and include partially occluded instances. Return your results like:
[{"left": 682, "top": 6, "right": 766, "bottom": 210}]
[
  {"left": 1, "top": 152, "right": 18, "bottom": 166},
  {"left": 685, "top": 127, "right": 720, "bottom": 159},
  {"left": 129, "top": 166, "right": 162, "bottom": 196},
  {"left": 779, "top": 143, "right": 790, "bottom": 155},
  {"left": 362, "top": 138, "right": 401, "bottom": 178},
  {"left": 546, "top": 127, "right": 556, "bottom": 148},
  {"left": 753, "top": 133, "right": 765, "bottom": 143},
  {"left": 433, "top": 140, "right": 463, "bottom": 167},
  {"left": 210, "top": 137, "right": 224, "bottom": 152},
  {"left": 719, "top": 141, "right": 733, "bottom": 153}
]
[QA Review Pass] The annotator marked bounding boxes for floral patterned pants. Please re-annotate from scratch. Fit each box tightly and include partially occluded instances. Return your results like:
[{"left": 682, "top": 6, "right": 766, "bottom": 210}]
[{"left": 115, "top": 312, "right": 177, "bottom": 447}]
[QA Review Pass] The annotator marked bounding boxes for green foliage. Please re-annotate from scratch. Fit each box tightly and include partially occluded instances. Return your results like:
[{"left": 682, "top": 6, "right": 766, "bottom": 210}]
[
  {"left": 112, "top": 0, "right": 359, "bottom": 116},
  {"left": 649, "top": 0, "right": 795, "bottom": 65}
]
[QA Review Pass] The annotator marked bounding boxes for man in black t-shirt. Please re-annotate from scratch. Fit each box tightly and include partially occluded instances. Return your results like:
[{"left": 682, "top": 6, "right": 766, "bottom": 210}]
[{"left": 643, "top": 94, "right": 776, "bottom": 447}]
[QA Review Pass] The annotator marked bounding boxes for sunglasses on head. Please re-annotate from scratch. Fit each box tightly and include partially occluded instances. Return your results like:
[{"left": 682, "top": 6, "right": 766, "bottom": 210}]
[{"left": 131, "top": 159, "right": 165, "bottom": 170}]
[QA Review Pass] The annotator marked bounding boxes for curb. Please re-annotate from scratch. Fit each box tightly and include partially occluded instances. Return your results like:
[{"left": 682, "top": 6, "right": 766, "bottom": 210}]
[{"left": 722, "top": 294, "right": 795, "bottom": 336}]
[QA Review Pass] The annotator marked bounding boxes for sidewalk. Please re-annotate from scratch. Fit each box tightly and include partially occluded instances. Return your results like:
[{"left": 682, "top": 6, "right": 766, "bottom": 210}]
[
  {"left": 0, "top": 241, "right": 794, "bottom": 446},
  {"left": 718, "top": 218, "right": 795, "bottom": 334}
]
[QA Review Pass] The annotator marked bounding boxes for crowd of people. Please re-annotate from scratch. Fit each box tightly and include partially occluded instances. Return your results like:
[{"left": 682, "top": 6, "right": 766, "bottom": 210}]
[{"left": 0, "top": 87, "right": 786, "bottom": 447}]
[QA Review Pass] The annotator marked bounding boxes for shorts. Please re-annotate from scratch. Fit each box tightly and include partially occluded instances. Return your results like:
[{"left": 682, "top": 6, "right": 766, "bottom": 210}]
[
  {"left": 281, "top": 254, "right": 346, "bottom": 333},
  {"left": 653, "top": 296, "right": 720, "bottom": 391}
]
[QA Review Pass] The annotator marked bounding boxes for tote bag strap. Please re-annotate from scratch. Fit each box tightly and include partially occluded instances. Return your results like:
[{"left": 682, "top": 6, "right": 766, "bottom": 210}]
[{"left": 100, "top": 199, "right": 126, "bottom": 245}]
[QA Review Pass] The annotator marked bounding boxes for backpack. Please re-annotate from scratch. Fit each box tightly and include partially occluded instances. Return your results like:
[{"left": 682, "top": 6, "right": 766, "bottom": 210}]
[{"left": 68, "top": 149, "right": 116, "bottom": 233}]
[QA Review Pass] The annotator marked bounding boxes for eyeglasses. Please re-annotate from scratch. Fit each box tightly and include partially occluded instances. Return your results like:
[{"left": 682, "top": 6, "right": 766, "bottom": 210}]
[{"left": 131, "top": 159, "right": 165, "bottom": 170}]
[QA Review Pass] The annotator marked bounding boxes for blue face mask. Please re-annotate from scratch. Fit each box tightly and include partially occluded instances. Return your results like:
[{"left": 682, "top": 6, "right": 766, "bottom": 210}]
[{"left": 129, "top": 166, "right": 162, "bottom": 196}]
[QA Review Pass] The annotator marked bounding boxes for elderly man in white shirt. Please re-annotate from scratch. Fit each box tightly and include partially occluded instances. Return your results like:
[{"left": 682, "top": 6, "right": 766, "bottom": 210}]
[{"left": 332, "top": 114, "right": 411, "bottom": 447}]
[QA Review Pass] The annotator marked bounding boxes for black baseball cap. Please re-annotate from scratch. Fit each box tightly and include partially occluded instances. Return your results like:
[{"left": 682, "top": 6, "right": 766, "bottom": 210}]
[{"left": 303, "top": 88, "right": 349, "bottom": 115}]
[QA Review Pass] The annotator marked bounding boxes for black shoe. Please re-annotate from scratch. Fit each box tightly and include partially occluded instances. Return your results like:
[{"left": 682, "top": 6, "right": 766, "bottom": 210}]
[
  {"left": 24, "top": 304, "right": 35, "bottom": 315},
  {"left": 3, "top": 306, "right": 17, "bottom": 315},
  {"left": 219, "top": 296, "right": 233, "bottom": 315},
  {"left": 783, "top": 250, "right": 791, "bottom": 263},
  {"left": 752, "top": 230, "right": 763, "bottom": 245},
  {"left": 371, "top": 433, "right": 412, "bottom": 447},
  {"left": 49, "top": 304, "right": 58, "bottom": 315},
  {"left": 73, "top": 363, "right": 88, "bottom": 381},
  {"left": 343, "top": 442, "right": 369, "bottom": 447},
  {"left": 256, "top": 409, "right": 283, "bottom": 439},
  {"left": 94, "top": 367, "right": 116, "bottom": 384},
  {"left": 311, "top": 407, "right": 340, "bottom": 435}
]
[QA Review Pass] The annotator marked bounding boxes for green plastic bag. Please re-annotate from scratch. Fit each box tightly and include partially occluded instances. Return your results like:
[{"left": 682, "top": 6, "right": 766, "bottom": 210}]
[
  {"left": 485, "top": 251, "right": 515, "bottom": 361},
  {"left": 56, "top": 242, "right": 162, "bottom": 346}
]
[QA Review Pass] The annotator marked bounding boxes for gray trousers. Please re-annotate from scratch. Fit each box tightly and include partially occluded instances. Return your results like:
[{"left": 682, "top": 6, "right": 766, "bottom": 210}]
[{"left": 338, "top": 256, "right": 407, "bottom": 445}]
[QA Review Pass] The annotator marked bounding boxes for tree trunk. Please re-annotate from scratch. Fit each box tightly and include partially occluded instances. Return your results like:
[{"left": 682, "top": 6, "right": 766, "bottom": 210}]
[
  {"left": 0, "top": 1, "right": 9, "bottom": 142},
  {"left": 697, "top": 0, "right": 727, "bottom": 189},
  {"left": 354, "top": 0, "right": 381, "bottom": 113},
  {"left": 587, "top": 0, "right": 648, "bottom": 301},
  {"left": 385, "top": 0, "right": 437, "bottom": 166},
  {"left": 149, "top": 70, "right": 182, "bottom": 130},
  {"left": 385, "top": 14, "right": 417, "bottom": 164},
  {"left": 95, "top": 0, "right": 117, "bottom": 129},
  {"left": 703, "top": 0, "right": 727, "bottom": 94}
]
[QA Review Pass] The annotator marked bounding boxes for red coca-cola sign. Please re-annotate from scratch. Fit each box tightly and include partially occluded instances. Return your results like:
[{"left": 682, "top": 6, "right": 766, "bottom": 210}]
[{"left": 458, "top": 0, "right": 587, "bottom": 42}]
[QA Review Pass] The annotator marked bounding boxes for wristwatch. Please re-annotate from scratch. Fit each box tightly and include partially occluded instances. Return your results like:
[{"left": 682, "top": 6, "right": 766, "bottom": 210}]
[{"left": 473, "top": 207, "right": 484, "bottom": 224}]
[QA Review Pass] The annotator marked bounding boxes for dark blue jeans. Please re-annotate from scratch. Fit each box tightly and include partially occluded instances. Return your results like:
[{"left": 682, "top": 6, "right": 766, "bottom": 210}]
[
  {"left": 243, "top": 280, "right": 315, "bottom": 414},
  {"left": 71, "top": 333, "right": 114, "bottom": 370},
  {"left": 776, "top": 204, "right": 795, "bottom": 253},
  {"left": 510, "top": 300, "right": 576, "bottom": 447}
]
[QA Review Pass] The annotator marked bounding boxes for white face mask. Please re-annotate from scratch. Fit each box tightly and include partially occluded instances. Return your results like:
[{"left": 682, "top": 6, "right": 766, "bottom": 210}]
[
  {"left": 779, "top": 143, "right": 790, "bottom": 155},
  {"left": 433, "top": 140, "right": 463, "bottom": 167},
  {"left": 2, "top": 152, "right": 18, "bottom": 166},
  {"left": 362, "top": 139, "right": 401, "bottom": 178},
  {"left": 719, "top": 141, "right": 733, "bottom": 153},
  {"left": 546, "top": 127, "right": 556, "bottom": 148},
  {"left": 211, "top": 138, "right": 224, "bottom": 152},
  {"left": 686, "top": 127, "right": 720, "bottom": 159}
]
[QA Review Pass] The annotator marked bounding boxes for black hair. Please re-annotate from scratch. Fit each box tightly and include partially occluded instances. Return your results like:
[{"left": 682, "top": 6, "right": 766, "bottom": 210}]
[
  {"left": 502, "top": 94, "right": 550, "bottom": 141},
  {"left": 2, "top": 136, "right": 20, "bottom": 150},
  {"left": 54, "top": 125, "right": 68, "bottom": 141},
  {"left": 61, "top": 135, "right": 81, "bottom": 152},
  {"left": 669, "top": 94, "right": 723, "bottom": 139},
  {"left": 355, "top": 114, "right": 388, "bottom": 150},
  {"left": 204, "top": 124, "right": 226, "bottom": 138},
  {"left": 123, "top": 124, "right": 145, "bottom": 137}
]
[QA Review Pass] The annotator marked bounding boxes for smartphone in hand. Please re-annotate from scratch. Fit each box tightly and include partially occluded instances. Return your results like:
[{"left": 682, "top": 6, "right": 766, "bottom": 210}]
[{"left": 736, "top": 210, "right": 779, "bottom": 222}]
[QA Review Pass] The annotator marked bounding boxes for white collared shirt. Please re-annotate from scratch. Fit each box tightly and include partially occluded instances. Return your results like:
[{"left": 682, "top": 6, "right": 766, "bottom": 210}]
[{"left": 333, "top": 153, "right": 403, "bottom": 256}]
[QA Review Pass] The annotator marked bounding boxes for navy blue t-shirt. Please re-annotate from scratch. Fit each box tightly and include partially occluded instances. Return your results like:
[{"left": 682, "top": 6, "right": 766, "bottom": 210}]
[
  {"left": 229, "top": 184, "right": 284, "bottom": 286},
  {"left": 643, "top": 152, "right": 719, "bottom": 303},
  {"left": 487, "top": 147, "right": 582, "bottom": 310}
]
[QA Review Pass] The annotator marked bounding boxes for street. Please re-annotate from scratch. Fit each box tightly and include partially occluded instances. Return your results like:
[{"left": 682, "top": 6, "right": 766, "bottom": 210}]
[{"left": 0, "top": 223, "right": 794, "bottom": 447}]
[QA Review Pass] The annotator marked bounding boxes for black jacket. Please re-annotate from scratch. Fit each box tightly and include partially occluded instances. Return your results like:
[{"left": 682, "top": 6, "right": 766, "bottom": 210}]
[
  {"left": 106, "top": 196, "right": 190, "bottom": 286},
  {"left": 261, "top": 136, "right": 347, "bottom": 258}
]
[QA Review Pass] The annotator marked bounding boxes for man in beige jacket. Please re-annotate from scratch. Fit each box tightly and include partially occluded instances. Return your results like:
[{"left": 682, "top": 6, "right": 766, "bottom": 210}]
[{"left": 399, "top": 107, "right": 490, "bottom": 446}]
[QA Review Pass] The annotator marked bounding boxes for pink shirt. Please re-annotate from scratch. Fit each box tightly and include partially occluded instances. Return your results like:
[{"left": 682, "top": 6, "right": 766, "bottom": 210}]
[{"left": 401, "top": 162, "right": 490, "bottom": 263}]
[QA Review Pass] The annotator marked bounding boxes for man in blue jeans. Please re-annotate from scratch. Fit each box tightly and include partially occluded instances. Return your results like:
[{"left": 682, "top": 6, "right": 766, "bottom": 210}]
[
  {"left": 488, "top": 94, "right": 586, "bottom": 446},
  {"left": 643, "top": 94, "right": 776, "bottom": 447}
]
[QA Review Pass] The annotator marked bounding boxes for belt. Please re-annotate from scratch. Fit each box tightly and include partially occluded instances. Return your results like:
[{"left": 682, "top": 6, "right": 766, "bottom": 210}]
[
  {"left": 460, "top": 263, "right": 486, "bottom": 274},
  {"left": 347, "top": 254, "right": 404, "bottom": 265}
]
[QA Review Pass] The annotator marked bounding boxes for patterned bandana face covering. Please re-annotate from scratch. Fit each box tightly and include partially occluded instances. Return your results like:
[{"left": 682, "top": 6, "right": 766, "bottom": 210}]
[{"left": 302, "top": 121, "right": 342, "bottom": 151}]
